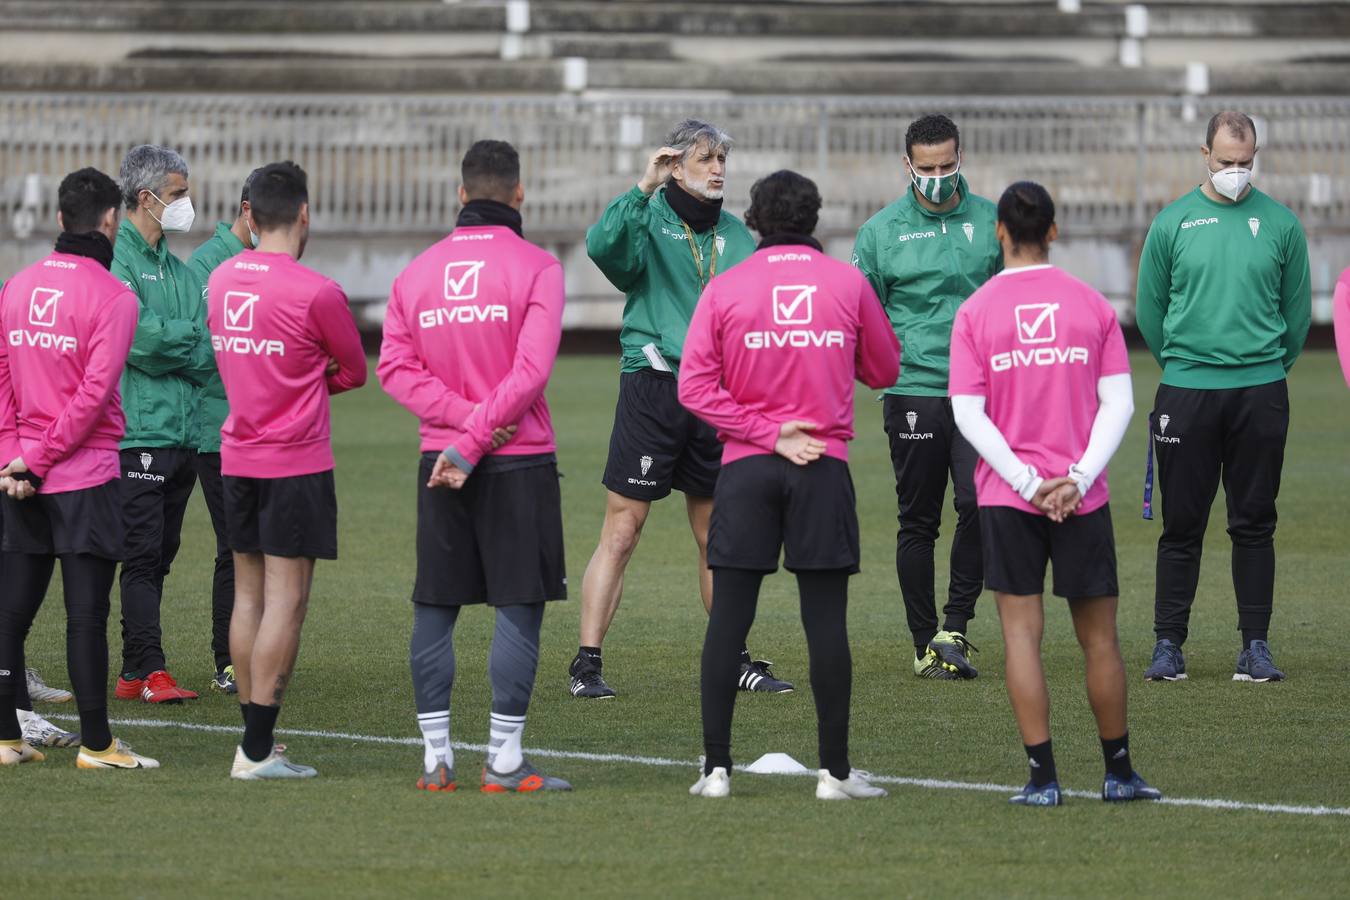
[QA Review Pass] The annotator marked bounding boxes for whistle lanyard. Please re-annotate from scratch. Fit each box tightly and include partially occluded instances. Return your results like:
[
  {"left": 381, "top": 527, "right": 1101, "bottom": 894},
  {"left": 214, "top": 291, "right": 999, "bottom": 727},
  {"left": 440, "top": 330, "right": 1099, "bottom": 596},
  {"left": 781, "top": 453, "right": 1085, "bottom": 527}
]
[
  {"left": 683, "top": 223, "right": 718, "bottom": 290},
  {"left": 1142, "top": 412, "right": 1155, "bottom": 521}
]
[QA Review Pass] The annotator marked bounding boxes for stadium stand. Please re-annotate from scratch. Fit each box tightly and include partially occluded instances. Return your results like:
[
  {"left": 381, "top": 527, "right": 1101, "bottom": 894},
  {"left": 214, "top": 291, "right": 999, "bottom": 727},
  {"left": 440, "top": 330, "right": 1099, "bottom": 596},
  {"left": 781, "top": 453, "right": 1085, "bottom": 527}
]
[{"left": 1, "top": 1, "right": 1347, "bottom": 325}]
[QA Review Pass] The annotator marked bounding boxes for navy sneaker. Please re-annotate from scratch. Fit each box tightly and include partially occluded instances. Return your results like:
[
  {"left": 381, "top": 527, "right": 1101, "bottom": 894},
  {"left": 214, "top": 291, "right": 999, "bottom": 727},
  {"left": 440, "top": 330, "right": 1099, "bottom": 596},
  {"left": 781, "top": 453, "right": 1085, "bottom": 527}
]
[
  {"left": 1009, "top": 780, "right": 1062, "bottom": 807},
  {"left": 1233, "top": 640, "right": 1285, "bottom": 683},
  {"left": 738, "top": 659, "right": 794, "bottom": 693},
  {"left": 568, "top": 654, "right": 616, "bottom": 699},
  {"left": 1102, "top": 771, "right": 1163, "bottom": 802},
  {"left": 1143, "top": 639, "right": 1187, "bottom": 682}
]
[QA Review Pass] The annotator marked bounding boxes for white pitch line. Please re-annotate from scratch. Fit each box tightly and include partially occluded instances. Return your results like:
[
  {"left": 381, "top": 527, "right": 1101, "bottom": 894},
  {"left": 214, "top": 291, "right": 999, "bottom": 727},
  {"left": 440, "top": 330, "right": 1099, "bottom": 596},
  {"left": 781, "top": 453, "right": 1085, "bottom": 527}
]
[{"left": 50, "top": 714, "right": 1350, "bottom": 818}]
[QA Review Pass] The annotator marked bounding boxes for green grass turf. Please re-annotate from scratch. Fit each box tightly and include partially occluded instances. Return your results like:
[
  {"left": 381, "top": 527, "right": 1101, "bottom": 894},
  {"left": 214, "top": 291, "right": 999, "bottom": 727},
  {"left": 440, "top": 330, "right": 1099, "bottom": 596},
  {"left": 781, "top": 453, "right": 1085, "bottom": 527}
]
[{"left": 4, "top": 351, "right": 1349, "bottom": 898}]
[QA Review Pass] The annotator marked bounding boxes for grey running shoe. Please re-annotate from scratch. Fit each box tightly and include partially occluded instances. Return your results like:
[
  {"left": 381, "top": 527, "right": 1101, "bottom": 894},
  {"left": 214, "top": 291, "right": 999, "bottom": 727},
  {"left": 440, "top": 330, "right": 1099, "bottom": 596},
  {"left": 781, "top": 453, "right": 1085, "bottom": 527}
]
[
  {"left": 738, "top": 659, "right": 793, "bottom": 693},
  {"left": 1144, "top": 639, "right": 1188, "bottom": 682},
  {"left": 416, "top": 761, "right": 456, "bottom": 792},
  {"left": 481, "top": 758, "right": 572, "bottom": 793},
  {"left": 1233, "top": 640, "right": 1285, "bottom": 683}
]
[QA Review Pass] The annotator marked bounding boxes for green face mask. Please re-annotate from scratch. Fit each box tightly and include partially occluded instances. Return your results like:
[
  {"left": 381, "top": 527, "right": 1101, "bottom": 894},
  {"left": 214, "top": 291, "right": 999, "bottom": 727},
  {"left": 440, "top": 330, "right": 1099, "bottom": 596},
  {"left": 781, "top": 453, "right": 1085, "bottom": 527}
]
[{"left": 907, "top": 159, "right": 961, "bottom": 204}]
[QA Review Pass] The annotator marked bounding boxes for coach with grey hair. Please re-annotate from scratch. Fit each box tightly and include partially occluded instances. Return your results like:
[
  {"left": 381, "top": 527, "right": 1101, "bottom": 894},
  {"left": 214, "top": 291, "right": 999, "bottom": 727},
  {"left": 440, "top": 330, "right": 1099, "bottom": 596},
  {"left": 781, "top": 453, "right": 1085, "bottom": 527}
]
[
  {"left": 111, "top": 143, "right": 216, "bottom": 703},
  {"left": 1135, "top": 111, "right": 1311, "bottom": 685},
  {"left": 568, "top": 118, "right": 793, "bottom": 699}
]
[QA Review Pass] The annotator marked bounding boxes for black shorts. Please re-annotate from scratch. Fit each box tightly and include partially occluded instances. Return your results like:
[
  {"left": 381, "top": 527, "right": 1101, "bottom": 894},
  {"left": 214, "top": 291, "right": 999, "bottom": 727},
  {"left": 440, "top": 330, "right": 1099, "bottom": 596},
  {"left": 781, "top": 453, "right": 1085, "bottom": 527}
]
[
  {"left": 413, "top": 452, "right": 567, "bottom": 607},
  {"left": 979, "top": 504, "right": 1118, "bottom": 600},
  {"left": 707, "top": 455, "right": 860, "bottom": 574},
  {"left": 601, "top": 368, "right": 721, "bottom": 501},
  {"left": 224, "top": 470, "right": 338, "bottom": 560},
  {"left": 1, "top": 480, "right": 124, "bottom": 560}
]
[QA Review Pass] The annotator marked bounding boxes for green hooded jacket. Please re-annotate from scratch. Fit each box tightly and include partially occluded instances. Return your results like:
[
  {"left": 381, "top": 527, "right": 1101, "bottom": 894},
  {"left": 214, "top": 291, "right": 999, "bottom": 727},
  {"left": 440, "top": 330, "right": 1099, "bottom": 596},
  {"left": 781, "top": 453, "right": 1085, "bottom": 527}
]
[
  {"left": 851, "top": 176, "right": 1002, "bottom": 396},
  {"left": 111, "top": 218, "right": 216, "bottom": 449},
  {"left": 186, "top": 222, "right": 246, "bottom": 453},
  {"left": 587, "top": 185, "right": 755, "bottom": 373}
]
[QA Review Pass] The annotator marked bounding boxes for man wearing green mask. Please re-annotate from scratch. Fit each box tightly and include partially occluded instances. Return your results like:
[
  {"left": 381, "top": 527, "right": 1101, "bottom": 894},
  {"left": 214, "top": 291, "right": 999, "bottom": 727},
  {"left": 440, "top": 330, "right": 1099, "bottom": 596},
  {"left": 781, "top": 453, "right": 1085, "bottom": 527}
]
[
  {"left": 852, "top": 114, "right": 1002, "bottom": 681},
  {"left": 186, "top": 169, "right": 261, "bottom": 696}
]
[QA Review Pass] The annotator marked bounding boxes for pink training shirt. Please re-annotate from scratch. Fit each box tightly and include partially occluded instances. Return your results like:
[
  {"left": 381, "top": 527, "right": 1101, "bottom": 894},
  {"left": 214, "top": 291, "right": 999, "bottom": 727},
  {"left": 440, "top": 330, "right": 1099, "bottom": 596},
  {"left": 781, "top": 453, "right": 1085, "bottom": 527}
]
[
  {"left": 1334, "top": 266, "right": 1350, "bottom": 389},
  {"left": 207, "top": 250, "right": 367, "bottom": 478},
  {"left": 0, "top": 252, "right": 137, "bottom": 493},
  {"left": 678, "top": 243, "right": 900, "bottom": 464},
  {"left": 949, "top": 264, "right": 1130, "bottom": 516},
  {"left": 377, "top": 225, "right": 564, "bottom": 469}
]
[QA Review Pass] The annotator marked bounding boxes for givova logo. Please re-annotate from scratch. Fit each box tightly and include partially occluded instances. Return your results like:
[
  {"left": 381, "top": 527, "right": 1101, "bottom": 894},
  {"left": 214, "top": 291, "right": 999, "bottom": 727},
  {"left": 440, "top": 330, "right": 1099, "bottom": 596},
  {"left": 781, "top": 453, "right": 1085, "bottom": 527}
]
[
  {"left": 745, "top": 284, "right": 845, "bottom": 350},
  {"left": 213, "top": 291, "right": 285, "bottom": 356},
  {"left": 9, "top": 287, "right": 77, "bottom": 352},
  {"left": 896, "top": 409, "right": 933, "bottom": 441},
  {"left": 127, "top": 451, "right": 165, "bottom": 482},
  {"left": 423, "top": 260, "right": 507, "bottom": 327},
  {"left": 1181, "top": 217, "right": 1219, "bottom": 230},
  {"left": 628, "top": 454, "right": 658, "bottom": 487},
  {"left": 1154, "top": 413, "right": 1180, "bottom": 444}
]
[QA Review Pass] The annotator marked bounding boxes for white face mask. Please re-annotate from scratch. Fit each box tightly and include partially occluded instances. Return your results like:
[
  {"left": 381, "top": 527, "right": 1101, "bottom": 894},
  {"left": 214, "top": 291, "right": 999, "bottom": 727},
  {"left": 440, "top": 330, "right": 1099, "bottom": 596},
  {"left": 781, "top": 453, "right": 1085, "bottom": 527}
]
[
  {"left": 148, "top": 191, "right": 195, "bottom": 233},
  {"left": 1209, "top": 166, "right": 1252, "bottom": 202}
]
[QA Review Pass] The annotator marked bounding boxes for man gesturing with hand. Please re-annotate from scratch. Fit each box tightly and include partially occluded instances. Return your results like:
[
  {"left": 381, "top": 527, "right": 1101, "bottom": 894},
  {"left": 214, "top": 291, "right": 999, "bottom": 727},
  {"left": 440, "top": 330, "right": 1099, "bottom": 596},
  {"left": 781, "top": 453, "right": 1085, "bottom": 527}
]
[{"left": 950, "top": 182, "right": 1158, "bottom": 807}]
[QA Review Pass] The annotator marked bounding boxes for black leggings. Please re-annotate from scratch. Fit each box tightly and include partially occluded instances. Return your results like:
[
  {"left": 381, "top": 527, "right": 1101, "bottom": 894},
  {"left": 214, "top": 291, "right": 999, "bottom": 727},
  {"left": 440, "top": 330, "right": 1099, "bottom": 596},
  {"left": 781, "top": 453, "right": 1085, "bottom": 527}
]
[
  {"left": 0, "top": 552, "right": 116, "bottom": 743},
  {"left": 701, "top": 567, "right": 853, "bottom": 779}
]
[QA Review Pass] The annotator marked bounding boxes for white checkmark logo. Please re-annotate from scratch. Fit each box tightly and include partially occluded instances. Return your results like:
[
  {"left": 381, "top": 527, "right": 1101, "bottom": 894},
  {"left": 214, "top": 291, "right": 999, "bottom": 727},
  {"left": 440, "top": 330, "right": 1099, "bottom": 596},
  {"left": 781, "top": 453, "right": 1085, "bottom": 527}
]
[
  {"left": 444, "top": 261, "right": 486, "bottom": 301},
  {"left": 772, "top": 285, "right": 816, "bottom": 325},
  {"left": 28, "top": 288, "right": 62, "bottom": 328},
  {"left": 1014, "top": 303, "right": 1059, "bottom": 344},
  {"left": 224, "top": 291, "right": 260, "bottom": 332}
]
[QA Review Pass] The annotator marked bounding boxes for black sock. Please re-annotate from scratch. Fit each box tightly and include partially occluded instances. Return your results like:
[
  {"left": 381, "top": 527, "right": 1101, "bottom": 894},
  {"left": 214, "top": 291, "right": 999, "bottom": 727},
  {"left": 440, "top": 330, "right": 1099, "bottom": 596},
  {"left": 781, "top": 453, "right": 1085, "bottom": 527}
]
[
  {"left": 915, "top": 645, "right": 927, "bottom": 661},
  {"left": 1241, "top": 629, "right": 1267, "bottom": 646},
  {"left": 240, "top": 703, "right": 250, "bottom": 725},
  {"left": 1101, "top": 732, "right": 1132, "bottom": 780},
  {"left": 941, "top": 617, "right": 969, "bottom": 635},
  {"left": 702, "top": 570, "right": 764, "bottom": 776},
  {"left": 0, "top": 699, "right": 17, "bottom": 741},
  {"left": 242, "top": 702, "right": 280, "bottom": 762},
  {"left": 578, "top": 646, "right": 601, "bottom": 663},
  {"left": 738, "top": 646, "right": 752, "bottom": 666},
  {"left": 1025, "top": 739, "right": 1057, "bottom": 787},
  {"left": 79, "top": 707, "right": 113, "bottom": 752}
]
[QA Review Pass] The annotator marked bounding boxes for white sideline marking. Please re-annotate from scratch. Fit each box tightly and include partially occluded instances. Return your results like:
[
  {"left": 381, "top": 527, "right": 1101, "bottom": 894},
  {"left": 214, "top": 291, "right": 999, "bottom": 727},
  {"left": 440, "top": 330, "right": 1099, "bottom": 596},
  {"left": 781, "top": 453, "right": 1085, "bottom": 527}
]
[{"left": 51, "top": 715, "right": 1350, "bottom": 818}]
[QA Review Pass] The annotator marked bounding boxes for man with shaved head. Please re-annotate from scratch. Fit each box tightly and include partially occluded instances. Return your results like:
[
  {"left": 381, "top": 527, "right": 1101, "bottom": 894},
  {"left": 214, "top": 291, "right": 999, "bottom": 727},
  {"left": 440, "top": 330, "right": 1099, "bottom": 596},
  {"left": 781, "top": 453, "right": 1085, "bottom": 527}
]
[{"left": 1135, "top": 111, "right": 1311, "bottom": 684}]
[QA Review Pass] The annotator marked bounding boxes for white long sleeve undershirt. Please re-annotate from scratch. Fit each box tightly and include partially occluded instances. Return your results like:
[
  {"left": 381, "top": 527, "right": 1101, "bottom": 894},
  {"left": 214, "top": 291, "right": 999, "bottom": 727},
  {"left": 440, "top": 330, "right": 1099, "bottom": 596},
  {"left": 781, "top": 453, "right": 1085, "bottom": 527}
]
[{"left": 951, "top": 373, "right": 1134, "bottom": 502}]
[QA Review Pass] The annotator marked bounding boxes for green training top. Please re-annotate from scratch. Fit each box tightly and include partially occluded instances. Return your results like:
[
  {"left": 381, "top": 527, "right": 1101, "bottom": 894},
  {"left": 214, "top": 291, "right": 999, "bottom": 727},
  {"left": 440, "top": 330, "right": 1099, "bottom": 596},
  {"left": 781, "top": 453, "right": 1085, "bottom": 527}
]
[
  {"left": 186, "top": 221, "right": 246, "bottom": 453},
  {"left": 851, "top": 175, "right": 1002, "bottom": 396},
  {"left": 1135, "top": 185, "right": 1311, "bottom": 390},
  {"left": 586, "top": 185, "right": 755, "bottom": 374}
]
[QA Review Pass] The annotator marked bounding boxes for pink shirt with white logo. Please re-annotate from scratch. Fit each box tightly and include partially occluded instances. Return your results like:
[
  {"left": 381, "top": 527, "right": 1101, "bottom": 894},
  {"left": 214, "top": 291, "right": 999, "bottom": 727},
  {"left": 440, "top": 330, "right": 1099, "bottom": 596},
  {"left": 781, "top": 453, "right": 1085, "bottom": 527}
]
[
  {"left": 949, "top": 264, "right": 1130, "bottom": 515},
  {"left": 207, "top": 250, "right": 367, "bottom": 478},
  {"left": 0, "top": 252, "right": 137, "bottom": 493},
  {"left": 377, "top": 225, "right": 564, "bottom": 467},
  {"left": 678, "top": 243, "right": 900, "bottom": 464}
]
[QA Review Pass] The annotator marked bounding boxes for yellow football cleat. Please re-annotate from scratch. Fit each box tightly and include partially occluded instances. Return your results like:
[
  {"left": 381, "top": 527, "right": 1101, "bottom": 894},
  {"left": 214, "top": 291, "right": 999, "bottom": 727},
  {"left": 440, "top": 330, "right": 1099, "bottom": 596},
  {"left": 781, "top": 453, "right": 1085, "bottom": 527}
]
[
  {"left": 76, "top": 738, "right": 160, "bottom": 770},
  {"left": 0, "top": 738, "right": 45, "bottom": 765}
]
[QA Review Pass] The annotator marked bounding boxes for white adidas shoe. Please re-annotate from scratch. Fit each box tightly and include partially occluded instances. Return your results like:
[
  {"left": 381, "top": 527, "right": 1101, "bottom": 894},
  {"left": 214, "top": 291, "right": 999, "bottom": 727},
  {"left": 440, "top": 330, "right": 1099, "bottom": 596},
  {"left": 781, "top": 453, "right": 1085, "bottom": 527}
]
[
  {"left": 25, "top": 667, "right": 73, "bottom": 703},
  {"left": 18, "top": 708, "right": 80, "bottom": 747},
  {"left": 231, "top": 745, "right": 318, "bottom": 780},
  {"left": 689, "top": 766, "right": 730, "bottom": 798},
  {"left": 816, "top": 769, "right": 888, "bottom": 800}
]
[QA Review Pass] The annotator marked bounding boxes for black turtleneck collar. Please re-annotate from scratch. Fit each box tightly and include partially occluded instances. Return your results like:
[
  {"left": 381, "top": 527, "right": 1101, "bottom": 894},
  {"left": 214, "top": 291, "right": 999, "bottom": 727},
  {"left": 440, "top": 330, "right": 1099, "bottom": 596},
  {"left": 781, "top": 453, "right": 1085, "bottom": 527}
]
[
  {"left": 456, "top": 199, "right": 523, "bottom": 237},
  {"left": 756, "top": 233, "right": 824, "bottom": 252},
  {"left": 54, "top": 230, "right": 115, "bottom": 270},
  {"left": 663, "top": 179, "right": 722, "bottom": 233}
]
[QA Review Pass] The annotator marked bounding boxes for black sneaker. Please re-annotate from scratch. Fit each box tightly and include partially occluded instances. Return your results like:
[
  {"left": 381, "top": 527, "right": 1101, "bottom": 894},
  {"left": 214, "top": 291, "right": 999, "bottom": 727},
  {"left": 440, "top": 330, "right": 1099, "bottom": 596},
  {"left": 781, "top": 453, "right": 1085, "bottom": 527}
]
[
  {"left": 568, "top": 654, "right": 616, "bottom": 699},
  {"left": 738, "top": 659, "right": 794, "bottom": 693}
]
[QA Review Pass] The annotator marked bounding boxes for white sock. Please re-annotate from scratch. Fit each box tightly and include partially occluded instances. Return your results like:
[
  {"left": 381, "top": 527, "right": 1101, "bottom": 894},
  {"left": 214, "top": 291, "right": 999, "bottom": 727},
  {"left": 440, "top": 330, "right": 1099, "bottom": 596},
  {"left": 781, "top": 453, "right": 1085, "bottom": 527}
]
[
  {"left": 417, "top": 711, "right": 451, "bottom": 772},
  {"left": 487, "top": 712, "right": 525, "bottom": 774}
]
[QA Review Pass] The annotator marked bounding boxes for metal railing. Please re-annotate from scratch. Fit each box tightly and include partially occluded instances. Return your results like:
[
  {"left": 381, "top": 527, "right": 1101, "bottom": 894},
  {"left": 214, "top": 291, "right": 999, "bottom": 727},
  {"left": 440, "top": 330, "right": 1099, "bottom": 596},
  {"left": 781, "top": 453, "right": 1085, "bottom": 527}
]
[{"left": 2, "top": 93, "right": 1348, "bottom": 240}]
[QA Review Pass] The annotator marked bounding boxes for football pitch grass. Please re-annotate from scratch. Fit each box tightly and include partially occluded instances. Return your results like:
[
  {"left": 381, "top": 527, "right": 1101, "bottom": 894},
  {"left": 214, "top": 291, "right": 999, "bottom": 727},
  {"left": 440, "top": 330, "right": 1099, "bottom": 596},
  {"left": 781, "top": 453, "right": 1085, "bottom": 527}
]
[{"left": 4, "top": 351, "right": 1349, "bottom": 898}]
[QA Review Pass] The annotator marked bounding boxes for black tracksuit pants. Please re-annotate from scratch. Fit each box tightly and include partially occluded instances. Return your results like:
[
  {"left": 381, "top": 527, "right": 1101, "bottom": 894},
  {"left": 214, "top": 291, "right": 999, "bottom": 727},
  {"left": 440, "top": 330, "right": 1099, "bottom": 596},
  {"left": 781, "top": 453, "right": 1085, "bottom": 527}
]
[
  {"left": 1151, "top": 380, "right": 1289, "bottom": 646},
  {"left": 883, "top": 395, "right": 983, "bottom": 651},
  {"left": 195, "top": 453, "right": 234, "bottom": 671},
  {"left": 119, "top": 447, "right": 198, "bottom": 678}
]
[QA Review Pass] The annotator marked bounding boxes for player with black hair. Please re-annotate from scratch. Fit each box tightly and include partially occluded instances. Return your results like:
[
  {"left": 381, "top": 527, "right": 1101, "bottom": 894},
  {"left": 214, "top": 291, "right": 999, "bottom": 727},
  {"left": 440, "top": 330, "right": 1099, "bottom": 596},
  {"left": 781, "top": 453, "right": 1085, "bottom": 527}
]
[
  {"left": 950, "top": 180, "right": 1159, "bottom": 806},
  {"left": 0, "top": 167, "right": 159, "bottom": 768},
  {"left": 208, "top": 161, "right": 367, "bottom": 778},
  {"left": 1136, "top": 111, "right": 1311, "bottom": 683},
  {"left": 852, "top": 114, "right": 1002, "bottom": 681}
]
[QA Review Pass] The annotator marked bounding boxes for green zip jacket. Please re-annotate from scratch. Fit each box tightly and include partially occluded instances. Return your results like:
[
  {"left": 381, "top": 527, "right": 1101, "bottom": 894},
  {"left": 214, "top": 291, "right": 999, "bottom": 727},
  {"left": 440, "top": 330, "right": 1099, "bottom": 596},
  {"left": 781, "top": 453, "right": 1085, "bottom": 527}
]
[
  {"left": 851, "top": 176, "right": 1002, "bottom": 396},
  {"left": 186, "top": 222, "right": 245, "bottom": 453},
  {"left": 111, "top": 218, "right": 216, "bottom": 449},
  {"left": 1136, "top": 186, "right": 1311, "bottom": 389},
  {"left": 587, "top": 185, "right": 755, "bottom": 373}
]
